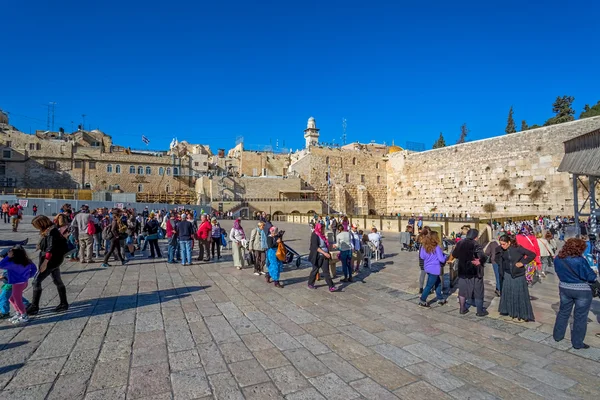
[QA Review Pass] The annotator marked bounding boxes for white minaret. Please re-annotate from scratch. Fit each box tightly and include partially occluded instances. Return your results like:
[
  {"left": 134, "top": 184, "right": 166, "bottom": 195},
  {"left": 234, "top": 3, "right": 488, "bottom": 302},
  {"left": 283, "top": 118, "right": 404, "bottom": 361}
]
[{"left": 304, "top": 116, "right": 320, "bottom": 148}]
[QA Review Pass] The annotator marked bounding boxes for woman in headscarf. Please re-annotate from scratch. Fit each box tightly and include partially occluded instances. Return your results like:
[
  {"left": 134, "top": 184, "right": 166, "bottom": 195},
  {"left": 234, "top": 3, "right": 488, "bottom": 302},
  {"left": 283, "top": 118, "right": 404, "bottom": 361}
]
[
  {"left": 266, "top": 226, "right": 284, "bottom": 288},
  {"left": 496, "top": 234, "right": 536, "bottom": 322},
  {"left": 516, "top": 225, "right": 541, "bottom": 286},
  {"left": 450, "top": 229, "right": 488, "bottom": 316},
  {"left": 229, "top": 218, "right": 246, "bottom": 270},
  {"left": 307, "top": 221, "right": 337, "bottom": 291}
]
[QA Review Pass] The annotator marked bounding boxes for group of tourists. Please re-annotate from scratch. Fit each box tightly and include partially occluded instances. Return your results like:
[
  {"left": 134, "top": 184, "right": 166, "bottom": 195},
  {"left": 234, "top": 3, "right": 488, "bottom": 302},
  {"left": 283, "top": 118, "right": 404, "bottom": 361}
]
[
  {"left": 415, "top": 217, "right": 600, "bottom": 349},
  {"left": 1, "top": 202, "right": 24, "bottom": 232}
]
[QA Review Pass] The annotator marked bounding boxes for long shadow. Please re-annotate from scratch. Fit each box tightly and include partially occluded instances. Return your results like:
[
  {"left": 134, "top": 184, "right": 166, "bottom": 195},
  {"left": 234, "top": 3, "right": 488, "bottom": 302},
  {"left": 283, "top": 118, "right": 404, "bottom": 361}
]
[
  {"left": 62, "top": 268, "right": 107, "bottom": 275},
  {"left": 0, "top": 341, "right": 29, "bottom": 351},
  {"left": 0, "top": 363, "right": 25, "bottom": 375},
  {"left": 0, "top": 285, "right": 209, "bottom": 331}
]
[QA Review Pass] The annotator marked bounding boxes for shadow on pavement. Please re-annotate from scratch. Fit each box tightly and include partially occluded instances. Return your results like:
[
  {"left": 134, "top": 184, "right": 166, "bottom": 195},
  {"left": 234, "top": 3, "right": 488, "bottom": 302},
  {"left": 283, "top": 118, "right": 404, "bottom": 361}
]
[{"left": 0, "top": 286, "right": 210, "bottom": 331}]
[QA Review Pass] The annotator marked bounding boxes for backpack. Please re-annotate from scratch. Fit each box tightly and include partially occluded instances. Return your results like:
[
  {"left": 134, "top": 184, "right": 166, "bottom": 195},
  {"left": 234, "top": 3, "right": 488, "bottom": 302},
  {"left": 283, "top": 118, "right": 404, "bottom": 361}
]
[
  {"left": 102, "top": 224, "right": 114, "bottom": 241},
  {"left": 87, "top": 221, "right": 96, "bottom": 235}
]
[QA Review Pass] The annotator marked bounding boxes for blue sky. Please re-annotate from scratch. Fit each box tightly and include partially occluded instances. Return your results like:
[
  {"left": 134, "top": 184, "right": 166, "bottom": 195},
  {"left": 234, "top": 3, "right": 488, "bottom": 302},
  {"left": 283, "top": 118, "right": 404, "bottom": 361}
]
[{"left": 2, "top": 1, "right": 599, "bottom": 152}]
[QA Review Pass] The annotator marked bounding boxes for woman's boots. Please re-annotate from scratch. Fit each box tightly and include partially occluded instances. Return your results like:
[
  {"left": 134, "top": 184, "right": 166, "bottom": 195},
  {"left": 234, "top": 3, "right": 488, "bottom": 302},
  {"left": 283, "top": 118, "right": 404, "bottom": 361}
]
[
  {"left": 55, "top": 286, "right": 69, "bottom": 312},
  {"left": 25, "top": 286, "right": 69, "bottom": 315}
]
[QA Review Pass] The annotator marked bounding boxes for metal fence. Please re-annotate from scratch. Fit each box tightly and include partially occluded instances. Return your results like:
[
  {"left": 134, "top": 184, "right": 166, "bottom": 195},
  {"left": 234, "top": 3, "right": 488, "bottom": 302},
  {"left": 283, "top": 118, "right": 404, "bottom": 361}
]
[{"left": 0, "top": 196, "right": 213, "bottom": 217}]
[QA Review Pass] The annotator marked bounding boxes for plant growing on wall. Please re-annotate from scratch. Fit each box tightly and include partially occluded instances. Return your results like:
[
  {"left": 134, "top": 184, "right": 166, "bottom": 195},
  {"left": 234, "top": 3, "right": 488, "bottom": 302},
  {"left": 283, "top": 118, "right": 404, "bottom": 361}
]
[
  {"left": 482, "top": 202, "right": 497, "bottom": 225},
  {"left": 499, "top": 178, "right": 511, "bottom": 191}
]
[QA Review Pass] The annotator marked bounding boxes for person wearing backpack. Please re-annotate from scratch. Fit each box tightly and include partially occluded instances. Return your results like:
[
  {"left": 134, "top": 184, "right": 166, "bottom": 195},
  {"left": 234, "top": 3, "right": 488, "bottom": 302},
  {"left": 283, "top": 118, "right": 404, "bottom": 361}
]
[
  {"left": 101, "top": 209, "right": 127, "bottom": 268},
  {"left": 28, "top": 216, "right": 69, "bottom": 315},
  {"left": 71, "top": 205, "right": 94, "bottom": 263}
]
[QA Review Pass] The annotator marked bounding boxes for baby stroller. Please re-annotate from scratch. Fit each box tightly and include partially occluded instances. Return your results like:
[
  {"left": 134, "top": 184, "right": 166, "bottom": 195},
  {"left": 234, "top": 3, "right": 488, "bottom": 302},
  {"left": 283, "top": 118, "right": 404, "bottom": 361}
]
[
  {"left": 400, "top": 232, "right": 415, "bottom": 252},
  {"left": 278, "top": 230, "right": 302, "bottom": 268}
]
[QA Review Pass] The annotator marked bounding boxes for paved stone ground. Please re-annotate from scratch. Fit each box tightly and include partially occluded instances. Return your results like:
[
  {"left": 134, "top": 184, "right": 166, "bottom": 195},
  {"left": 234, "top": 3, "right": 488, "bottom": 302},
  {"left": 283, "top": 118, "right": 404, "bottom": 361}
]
[{"left": 0, "top": 217, "right": 599, "bottom": 399}]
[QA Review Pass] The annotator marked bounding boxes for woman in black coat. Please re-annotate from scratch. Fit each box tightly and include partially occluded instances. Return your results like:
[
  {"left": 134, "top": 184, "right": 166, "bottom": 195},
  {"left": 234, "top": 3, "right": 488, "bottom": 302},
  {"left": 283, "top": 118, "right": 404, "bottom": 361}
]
[
  {"left": 496, "top": 234, "right": 536, "bottom": 322},
  {"left": 451, "top": 229, "right": 488, "bottom": 316},
  {"left": 27, "top": 215, "right": 69, "bottom": 315}
]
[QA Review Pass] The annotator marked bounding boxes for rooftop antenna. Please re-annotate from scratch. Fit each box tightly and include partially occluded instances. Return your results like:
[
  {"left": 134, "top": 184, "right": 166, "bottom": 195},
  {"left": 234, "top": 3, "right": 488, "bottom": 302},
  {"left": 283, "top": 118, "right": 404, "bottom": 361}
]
[
  {"left": 47, "top": 102, "right": 56, "bottom": 131},
  {"left": 82, "top": 114, "right": 86, "bottom": 131},
  {"left": 342, "top": 118, "right": 347, "bottom": 145}
]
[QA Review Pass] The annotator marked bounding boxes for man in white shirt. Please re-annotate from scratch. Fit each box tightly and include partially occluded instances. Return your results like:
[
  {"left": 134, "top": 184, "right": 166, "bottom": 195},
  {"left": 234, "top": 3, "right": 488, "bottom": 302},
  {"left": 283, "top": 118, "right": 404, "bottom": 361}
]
[{"left": 368, "top": 227, "right": 384, "bottom": 258}]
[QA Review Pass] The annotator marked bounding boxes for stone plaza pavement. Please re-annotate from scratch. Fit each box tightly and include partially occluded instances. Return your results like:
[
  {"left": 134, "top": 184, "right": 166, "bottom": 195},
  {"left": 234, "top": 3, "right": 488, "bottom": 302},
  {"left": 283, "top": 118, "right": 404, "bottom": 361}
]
[{"left": 0, "top": 218, "right": 599, "bottom": 399}]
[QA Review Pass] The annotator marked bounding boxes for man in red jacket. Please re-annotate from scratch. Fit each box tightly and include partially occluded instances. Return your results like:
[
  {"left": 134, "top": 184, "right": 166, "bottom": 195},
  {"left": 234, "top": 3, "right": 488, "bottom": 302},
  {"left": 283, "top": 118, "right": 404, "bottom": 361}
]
[
  {"left": 8, "top": 204, "right": 20, "bottom": 232},
  {"left": 196, "top": 214, "right": 212, "bottom": 262}
]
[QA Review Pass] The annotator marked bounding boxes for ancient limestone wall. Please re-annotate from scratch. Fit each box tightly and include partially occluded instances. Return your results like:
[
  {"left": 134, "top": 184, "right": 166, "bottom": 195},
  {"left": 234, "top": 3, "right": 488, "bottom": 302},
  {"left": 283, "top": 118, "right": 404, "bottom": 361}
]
[{"left": 387, "top": 116, "right": 600, "bottom": 216}]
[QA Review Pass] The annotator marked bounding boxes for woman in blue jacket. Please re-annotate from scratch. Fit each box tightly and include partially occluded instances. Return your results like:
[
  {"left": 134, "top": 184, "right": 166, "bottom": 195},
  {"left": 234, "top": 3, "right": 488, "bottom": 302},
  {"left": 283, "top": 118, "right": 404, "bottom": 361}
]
[
  {"left": 553, "top": 238, "right": 599, "bottom": 349},
  {"left": 418, "top": 231, "right": 448, "bottom": 307}
]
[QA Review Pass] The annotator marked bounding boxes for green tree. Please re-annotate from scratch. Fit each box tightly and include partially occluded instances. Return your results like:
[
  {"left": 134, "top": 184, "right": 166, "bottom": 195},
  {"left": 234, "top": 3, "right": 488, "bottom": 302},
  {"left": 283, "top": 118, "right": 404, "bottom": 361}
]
[
  {"left": 505, "top": 106, "right": 516, "bottom": 134},
  {"left": 521, "top": 120, "right": 528, "bottom": 131},
  {"left": 456, "top": 123, "right": 469, "bottom": 144},
  {"left": 544, "top": 95, "right": 575, "bottom": 126},
  {"left": 580, "top": 101, "right": 600, "bottom": 119},
  {"left": 433, "top": 132, "right": 446, "bottom": 149},
  {"left": 530, "top": 124, "right": 541, "bottom": 129}
]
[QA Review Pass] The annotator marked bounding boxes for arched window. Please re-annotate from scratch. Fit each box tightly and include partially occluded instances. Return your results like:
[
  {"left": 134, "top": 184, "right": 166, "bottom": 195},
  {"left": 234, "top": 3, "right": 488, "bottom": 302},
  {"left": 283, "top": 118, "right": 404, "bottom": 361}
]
[
  {"left": 165, "top": 184, "right": 170, "bottom": 193},
  {"left": 352, "top": 157, "right": 356, "bottom": 165},
  {"left": 137, "top": 184, "right": 143, "bottom": 192},
  {"left": 375, "top": 162, "right": 379, "bottom": 169},
  {"left": 146, "top": 166, "right": 151, "bottom": 175},
  {"left": 159, "top": 167, "right": 164, "bottom": 176},
  {"left": 106, "top": 164, "right": 113, "bottom": 173},
  {"left": 326, "top": 156, "right": 329, "bottom": 165},
  {"left": 129, "top": 165, "right": 135, "bottom": 174},
  {"left": 137, "top": 166, "right": 144, "bottom": 175},
  {"left": 166, "top": 167, "right": 171, "bottom": 176},
  {"left": 173, "top": 167, "right": 179, "bottom": 176},
  {"left": 115, "top": 165, "right": 121, "bottom": 174}
]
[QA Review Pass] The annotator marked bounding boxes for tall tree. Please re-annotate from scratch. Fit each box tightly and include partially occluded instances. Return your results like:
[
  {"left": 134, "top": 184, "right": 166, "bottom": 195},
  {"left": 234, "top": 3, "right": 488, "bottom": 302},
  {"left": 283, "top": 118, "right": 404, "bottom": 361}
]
[
  {"left": 505, "top": 106, "right": 516, "bottom": 134},
  {"left": 456, "top": 123, "right": 469, "bottom": 144},
  {"left": 580, "top": 101, "right": 600, "bottom": 119},
  {"left": 521, "top": 120, "right": 529, "bottom": 131},
  {"left": 433, "top": 132, "right": 446, "bottom": 149},
  {"left": 544, "top": 95, "right": 575, "bottom": 126}
]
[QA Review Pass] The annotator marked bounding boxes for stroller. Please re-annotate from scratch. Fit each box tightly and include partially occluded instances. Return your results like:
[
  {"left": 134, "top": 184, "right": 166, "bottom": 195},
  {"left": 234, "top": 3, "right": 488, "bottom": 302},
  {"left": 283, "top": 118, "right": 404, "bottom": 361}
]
[
  {"left": 400, "top": 232, "right": 415, "bottom": 251},
  {"left": 277, "top": 230, "right": 302, "bottom": 268}
]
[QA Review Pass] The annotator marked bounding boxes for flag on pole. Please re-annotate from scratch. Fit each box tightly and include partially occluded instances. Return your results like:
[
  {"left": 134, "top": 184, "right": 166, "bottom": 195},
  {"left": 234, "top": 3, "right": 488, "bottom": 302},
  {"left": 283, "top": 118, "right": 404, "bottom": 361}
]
[{"left": 142, "top": 135, "right": 150, "bottom": 145}]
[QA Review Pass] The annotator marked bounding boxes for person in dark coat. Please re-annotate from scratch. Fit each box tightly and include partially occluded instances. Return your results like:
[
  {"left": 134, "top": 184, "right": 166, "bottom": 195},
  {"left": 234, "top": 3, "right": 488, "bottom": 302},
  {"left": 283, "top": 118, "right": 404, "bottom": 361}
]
[
  {"left": 496, "top": 234, "right": 536, "bottom": 322},
  {"left": 451, "top": 229, "right": 488, "bottom": 316},
  {"left": 307, "top": 222, "right": 337, "bottom": 292},
  {"left": 27, "top": 215, "right": 69, "bottom": 315}
]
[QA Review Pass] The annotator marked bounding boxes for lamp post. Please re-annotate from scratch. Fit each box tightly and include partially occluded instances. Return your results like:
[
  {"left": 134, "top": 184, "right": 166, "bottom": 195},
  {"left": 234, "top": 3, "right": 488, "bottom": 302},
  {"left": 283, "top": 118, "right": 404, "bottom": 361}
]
[{"left": 327, "top": 163, "right": 331, "bottom": 215}]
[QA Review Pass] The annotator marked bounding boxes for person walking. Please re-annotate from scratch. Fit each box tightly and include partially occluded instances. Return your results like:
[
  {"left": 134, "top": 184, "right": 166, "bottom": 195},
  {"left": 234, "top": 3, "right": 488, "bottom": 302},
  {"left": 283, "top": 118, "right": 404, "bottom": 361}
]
[
  {"left": 333, "top": 225, "right": 353, "bottom": 282},
  {"left": 166, "top": 212, "right": 180, "bottom": 263},
  {"left": 451, "top": 229, "right": 488, "bottom": 316},
  {"left": 249, "top": 221, "right": 267, "bottom": 275},
  {"left": 229, "top": 218, "right": 246, "bottom": 270},
  {"left": 553, "top": 238, "right": 600, "bottom": 349},
  {"left": 537, "top": 231, "right": 557, "bottom": 278},
  {"left": 416, "top": 227, "right": 431, "bottom": 294},
  {"left": 484, "top": 237, "right": 501, "bottom": 296},
  {"left": 516, "top": 226, "right": 541, "bottom": 286},
  {"left": 177, "top": 213, "right": 194, "bottom": 266},
  {"left": 1, "top": 202, "right": 8, "bottom": 223},
  {"left": 349, "top": 224, "right": 363, "bottom": 273},
  {"left": 28, "top": 216, "right": 69, "bottom": 315},
  {"left": 307, "top": 222, "right": 337, "bottom": 292},
  {"left": 418, "top": 231, "right": 448, "bottom": 307},
  {"left": 496, "top": 234, "right": 536, "bottom": 322},
  {"left": 0, "top": 246, "right": 37, "bottom": 324},
  {"left": 144, "top": 213, "right": 162, "bottom": 258},
  {"left": 32, "top": 204, "right": 38, "bottom": 216},
  {"left": 9, "top": 204, "right": 20, "bottom": 232},
  {"left": 71, "top": 205, "right": 94, "bottom": 263},
  {"left": 101, "top": 209, "right": 127, "bottom": 268},
  {"left": 210, "top": 217, "right": 223, "bottom": 260},
  {"left": 196, "top": 214, "right": 211, "bottom": 262}
]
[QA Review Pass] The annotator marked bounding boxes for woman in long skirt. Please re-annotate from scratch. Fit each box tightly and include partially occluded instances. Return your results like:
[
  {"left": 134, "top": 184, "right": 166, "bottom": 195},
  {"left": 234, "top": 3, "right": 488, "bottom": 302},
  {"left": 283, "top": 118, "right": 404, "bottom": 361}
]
[
  {"left": 496, "top": 234, "right": 536, "bottom": 322},
  {"left": 266, "top": 226, "right": 284, "bottom": 288}
]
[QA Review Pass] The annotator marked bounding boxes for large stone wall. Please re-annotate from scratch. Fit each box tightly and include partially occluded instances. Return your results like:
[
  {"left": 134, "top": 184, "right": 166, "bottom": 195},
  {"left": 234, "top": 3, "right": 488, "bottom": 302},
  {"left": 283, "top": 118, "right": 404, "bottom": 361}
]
[{"left": 387, "top": 116, "right": 600, "bottom": 216}]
